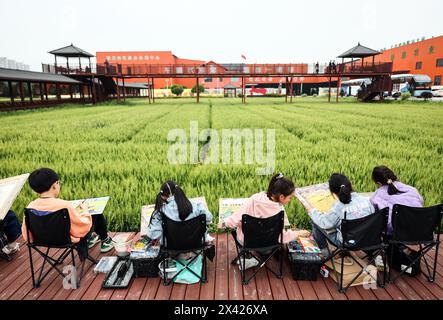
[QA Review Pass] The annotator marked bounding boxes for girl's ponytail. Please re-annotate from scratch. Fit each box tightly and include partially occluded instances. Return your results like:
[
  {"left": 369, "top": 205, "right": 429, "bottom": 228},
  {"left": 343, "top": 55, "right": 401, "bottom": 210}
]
[
  {"left": 372, "top": 166, "right": 404, "bottom": 195},
  {"left": 267, "top": 172, "right": 295, "bottom": 200},
  {"left": 329, "top": 173, "right": 353, "bottom": 204}
]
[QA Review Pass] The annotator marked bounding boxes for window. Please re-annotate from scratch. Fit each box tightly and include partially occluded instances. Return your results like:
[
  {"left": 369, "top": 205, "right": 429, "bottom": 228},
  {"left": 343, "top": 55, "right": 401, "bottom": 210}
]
[
  {"left": 414, "top": 48, "right": 419, "bottom": 56},
  {"left": 117, "top": 56, "right": 121, "bottom": 61},
  {"left": 128, "top": 56, "right": 132, "bottom": 61},
  {"left": 231, "top": 77, "right": 239, "bottom": 82},
  {"left": 390, "top": 54, "right": 395, "bottom": 61},
  {"left": 436, "top": 59, "right": 443, "bottom": 67},
  {"left": 122, "top": 56, "right": 127, "bottom": 61},
  {"left": 416, "top": 61, "right": 422, "bottom": 70},
  {"left": 429, "top": 46, "right": 434, "bottom": 54},
  {"left": 435, "top": 75, "right": 441, "bottom": 85},
  {"left": 145, "top": 56, "right": 149, "bottom": 60},
  {"left": 134, "top": 56, "right": 138, "bottom": 61},
  {"left": 111, "top": 56, "right": 116, "bottom": 60},
  {"left": 204, "top": 77, "right": 212, "bottom": 83},
  {"left": 401, "top": 51, "right": 406, "bottom": 59},
  {"left": 106, "top": 56, "right": 111, "bottom": 61},
  {"left": 139, "top": 56, "right": 143, "bottom": 61}
]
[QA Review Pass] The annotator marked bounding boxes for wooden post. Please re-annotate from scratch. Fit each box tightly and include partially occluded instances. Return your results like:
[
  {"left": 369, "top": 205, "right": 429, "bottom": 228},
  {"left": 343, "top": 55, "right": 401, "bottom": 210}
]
[
  {"left": 66, "top": 57, "right": 70, "bottom": 73},
  {"left": 290, "top": 77, "right": 294, "bottom": 103},
  {"left": 328, "top": 77, "right": 332, "bottom": 103},
  {"left": 54, "top": 55, "right": 58, "bottom": 74},
  {"left": 39, "top": 83, "right": 44, "bottom": 101},
  {"left": 27, "top": 82, "right": 33, "bottom": 103},
  {"left": 8, "top": 81, "right": 14, "bottom": 103},
  {"left": 44, "top": 83, "right": 48, "bottom": 101},
  {"left": 196, "top": 77, "right": 200, "bottom": 104},
  {"left": 122, "top": 78, "right": 126, "bottom": 102},
  {"left": 19, "top": 82, "right": 25, "bottom": 103},
  {"left": 151, "top": 78, "right": 155, "bottom": 103},
  {"left": 116, "top": 78, "right": 120, "bottom": 102},
  {"left": 147, "top": 78, "right": 151, "bottom": 104},
  {"left": 92, "top": 76, "right": 97, "bottom": 104},
  {"left": 56, "top": 84, "right": 61, "bottom": 101},
  {"left": 285, "top": 77, "right": 288, "bottom": 103},
  {"left": 336, "top": 77, "right": 341, "bottom": 103}
]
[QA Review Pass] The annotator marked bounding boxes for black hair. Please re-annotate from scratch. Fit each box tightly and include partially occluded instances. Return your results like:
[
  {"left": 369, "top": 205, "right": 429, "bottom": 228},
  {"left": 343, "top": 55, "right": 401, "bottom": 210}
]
[
  {"left": 372, "top": 166, "right": 405, "bottom": 195},
  {"left": 154, "top": 180, "right": 193, "bottom": 221},
  {"left": 329, "top": 173, "right": 353, "bottom": 204},
  {"left": 266, "top": 173, "right": 295, "bottom": 200},
  {"left": 28, "top": 168, "right": 59, "bottom": 194}
]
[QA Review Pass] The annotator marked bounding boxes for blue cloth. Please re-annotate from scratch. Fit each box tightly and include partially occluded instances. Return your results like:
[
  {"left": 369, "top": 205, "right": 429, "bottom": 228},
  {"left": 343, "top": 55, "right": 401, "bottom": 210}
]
[
  {"left": 312, "top": 223, "right": 341, "bottom": 249},
  {"left": 1, "top": 210, "right": 22, "bottom": 243}
]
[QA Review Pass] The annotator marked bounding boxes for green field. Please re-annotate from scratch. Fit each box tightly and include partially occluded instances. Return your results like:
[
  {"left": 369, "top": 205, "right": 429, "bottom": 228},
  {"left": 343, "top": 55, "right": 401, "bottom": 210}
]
[{"left": 1, "top": 97, "right": 442, "bottom": 232}]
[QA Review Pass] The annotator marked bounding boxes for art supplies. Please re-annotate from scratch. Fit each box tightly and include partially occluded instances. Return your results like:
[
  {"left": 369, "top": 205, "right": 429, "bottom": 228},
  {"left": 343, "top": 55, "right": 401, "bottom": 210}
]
[
  {"left": 113, "top": 233, "right": 135, "bottom": 258},
  {"left": 0, "top": 173, "right": 29, "bottom": 220},
  {"left": 218, "top": 198, "right": 291, "bottom": 227},
  {"left": 140, "top": 196, "right": 208, "bottom": 236},
  {"left": 102, "top": 259, "right": 134, "bottom": 288},
  {"left": 130, "top": 237, "right": 162, "bottom": 278},
  {"left": 295, "top": 183, "right": 374, "bottom": 213},
  {"left": 287, "top": 237, "right": 323, "bottom": 281},
  {"left": 70, "top": 196, "right": 110, "bottom": 215},
  {"left": 94, "top": 256, "right": 118, "bottom": 274},
  {"left": 298, "top": 237, "right": 321, "bottom": 253}
]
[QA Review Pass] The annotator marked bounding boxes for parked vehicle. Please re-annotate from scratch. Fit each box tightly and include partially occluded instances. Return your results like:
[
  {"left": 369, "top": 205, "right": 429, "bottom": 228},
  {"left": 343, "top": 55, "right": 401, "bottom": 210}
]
[{"left": 391, "top": 74, "right": 433, "bottom": 98}]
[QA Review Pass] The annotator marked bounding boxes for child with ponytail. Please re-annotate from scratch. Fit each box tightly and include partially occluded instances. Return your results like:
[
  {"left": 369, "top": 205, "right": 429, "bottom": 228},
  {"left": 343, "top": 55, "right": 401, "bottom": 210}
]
[
  {"left": 146, "top": 181, "right": 213, "bottom": 244},
  {"left": 370, "top": 166, "right": 423, "bottom": 235},
  {"left": 307, "top": 173, "right": 375, "bottom": 253}
]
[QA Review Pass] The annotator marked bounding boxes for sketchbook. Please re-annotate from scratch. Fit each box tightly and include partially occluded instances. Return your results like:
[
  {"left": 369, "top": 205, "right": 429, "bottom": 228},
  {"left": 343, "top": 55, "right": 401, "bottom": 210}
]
[
  {"left": 140, "top": 197, "right": 208, "bottom": 236},
  {"left": 0, "top": 173, "right": 29, "bottom": 220},
  {"left": 70, "top": 196, "right": 110, "bottom": 215},
  {"left": 218, "top": 198, "right": 291, "bottom": 227},
  {"left": 295, "top": 183, "right": 373, "bottom": 214}
]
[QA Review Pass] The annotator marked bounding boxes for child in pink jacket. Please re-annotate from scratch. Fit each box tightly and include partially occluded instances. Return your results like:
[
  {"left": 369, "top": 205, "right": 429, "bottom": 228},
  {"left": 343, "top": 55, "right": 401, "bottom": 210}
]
[{"left": 219, "top": 173, "right": 309, "bottom": 244}]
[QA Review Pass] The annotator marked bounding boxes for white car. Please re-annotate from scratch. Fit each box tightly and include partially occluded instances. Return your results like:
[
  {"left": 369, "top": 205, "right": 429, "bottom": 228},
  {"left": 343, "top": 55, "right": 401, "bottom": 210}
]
[{"left": 431, "top": 88, "right": 443, "bottom": 97}]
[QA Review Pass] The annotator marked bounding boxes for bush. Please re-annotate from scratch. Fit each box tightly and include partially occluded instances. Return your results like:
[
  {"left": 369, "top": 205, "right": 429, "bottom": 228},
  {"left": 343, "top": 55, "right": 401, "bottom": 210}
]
[
  {"left": 401, "top": 92, "right": 411, "bottom": 101},
  {"left": 191, "top": 84, "right": 205, "bottom": 94},
  {"left": 170, "top": 84, "right": 184, "bottom": 96}
]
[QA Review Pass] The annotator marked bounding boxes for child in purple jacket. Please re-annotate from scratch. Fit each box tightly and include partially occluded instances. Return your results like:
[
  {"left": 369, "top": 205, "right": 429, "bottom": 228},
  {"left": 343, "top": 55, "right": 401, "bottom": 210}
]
[{"left": 370, "top": 166, "right": 424, "bottom": 235}]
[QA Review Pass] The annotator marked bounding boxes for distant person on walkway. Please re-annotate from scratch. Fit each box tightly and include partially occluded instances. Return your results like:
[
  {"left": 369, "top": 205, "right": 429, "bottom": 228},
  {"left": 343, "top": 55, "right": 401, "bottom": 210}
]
[
  {"left": 23, "top": 168, "right": 113, "bottom": 253},
  {"left": 370, "top": 166, "right": 424, "bottom": 235},
  {"left": 0, "top": 210, "right": 21, "bottom": 257},
  {"left": 315, "top": 62, "right": 320, "bottom": 74}
]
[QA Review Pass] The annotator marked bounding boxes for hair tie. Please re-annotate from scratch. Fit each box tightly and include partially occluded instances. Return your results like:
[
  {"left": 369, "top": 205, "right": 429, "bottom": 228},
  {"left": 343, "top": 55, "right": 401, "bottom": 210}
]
[
  {"left": 387, "top": 179, "right": 393, "bottom": 185},
  {"left": 340, "top": 184, "right": 345, "bottom": 189},
  {"left": 277, "top": 173, "right": 284, "bottom": 179},
  {"left": 175, "top": 184, "right": 179, "bottom": 188},
  {"left": 160, "top": 190, "right": 164, "bottom": 194}
]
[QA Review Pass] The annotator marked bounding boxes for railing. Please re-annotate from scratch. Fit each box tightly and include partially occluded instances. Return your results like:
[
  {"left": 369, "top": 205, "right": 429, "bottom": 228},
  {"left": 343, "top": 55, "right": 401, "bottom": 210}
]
[
  {"left": 325, "top": 62, "right": 393, "bottom": 75},
  {"left": 42, "top": 61, "right": 393, "bottom": 77}
]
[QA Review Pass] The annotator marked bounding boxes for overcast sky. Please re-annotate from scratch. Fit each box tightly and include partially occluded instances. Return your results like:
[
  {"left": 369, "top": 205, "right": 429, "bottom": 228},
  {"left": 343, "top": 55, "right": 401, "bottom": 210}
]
[{"left": 1, "top": 0, "right": 442, "bottom": 71}]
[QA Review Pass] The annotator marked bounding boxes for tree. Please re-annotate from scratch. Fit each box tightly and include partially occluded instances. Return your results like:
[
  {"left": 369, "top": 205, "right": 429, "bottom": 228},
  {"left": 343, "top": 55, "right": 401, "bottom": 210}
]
[
  {"left": 191, "top": 84, "right": 205, "bottom": 94},
  {"left": 170, "top": 84, "right": 184, "bottom": 96}
]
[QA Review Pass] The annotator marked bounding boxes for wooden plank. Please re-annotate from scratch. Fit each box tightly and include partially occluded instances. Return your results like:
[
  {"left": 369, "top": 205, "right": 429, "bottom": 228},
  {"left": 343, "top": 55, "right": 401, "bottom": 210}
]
[
  {"left": 140, "top": 277, "right": 161, "bottom": 300},
  {"left": 297, "top": 281, "right": 318, "bottom": 300},
  {"left": 170, "top": 283, "right": 187, "bottom": 300},
  {"left": 58, "top": 232, "right": 115, "bottom": 300},
  {"left": 155, "top": 279, "right": 173, "bottom": 300},
  {"left": 281, "top": 256, "right": 303, "bottom": 300},
  {"left": 356, "top": 286, "right": 378, "bottom": 300},
  {"left": 184, "top": 283, "right": 201, "bottom": 300},
  {"left": 415, "top": 274, "right": 443, "bottom": 299},
  {"left": 0, "top": 246, "right": 46, "bottom": 300},
  {"left": 199, "top": 233, "right": 216, "bottom": 300},
  {"left": 310, "top": 274, "right": 333, "bottom": 300},
  {"left": 321, "top": 276, "right": 348, "bottom": 300},
  {"left": 214, "top": 233, "right": 229, "bottom": 300},
  {"left": 267, "top": 268, "right": 288, "bottom": 300},
  {"left": 400, "top": 275, "right": 437, "bottom": 300},
  {"left": 343, "top": 287, "right": 362, "bottom": 300},
  {"left": 254, "top": 266, "right": 273, "bottom": 300},
  {"left": 227, "top": 233, "right": 243, "bottom": 300},
  {"left": 393, "top": 276, "right": 423, "bottom": 300},
  {"left": 126, "top": 278, "right": 148, "bottom": 300}
]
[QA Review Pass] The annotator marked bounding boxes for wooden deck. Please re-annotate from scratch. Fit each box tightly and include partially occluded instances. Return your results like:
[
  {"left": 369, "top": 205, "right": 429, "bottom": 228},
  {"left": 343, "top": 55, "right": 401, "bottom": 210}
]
[{"left": 0, "top": 233, "right": 442, "bottom": 301}]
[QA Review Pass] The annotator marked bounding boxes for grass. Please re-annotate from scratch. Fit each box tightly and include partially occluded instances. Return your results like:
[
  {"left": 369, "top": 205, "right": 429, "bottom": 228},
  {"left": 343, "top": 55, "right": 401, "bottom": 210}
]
[{"left": 1, "top": 97, "right": 442, "bottom": 232}]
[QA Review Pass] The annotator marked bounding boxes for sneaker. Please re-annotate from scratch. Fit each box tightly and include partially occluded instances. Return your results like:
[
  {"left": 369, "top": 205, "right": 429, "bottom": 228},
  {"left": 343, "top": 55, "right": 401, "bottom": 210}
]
[
  {"left": 238, "top": 258, "right": 259, "bottom": 271},
  {"left": 100, "top": 237, "right": 114, "bottom": 253},
  {"left": 87, "top": 233, "right": 100, "bottom": 249},
  {"left": 2, "top": 242, "right": 20, "bottom": 255}
]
